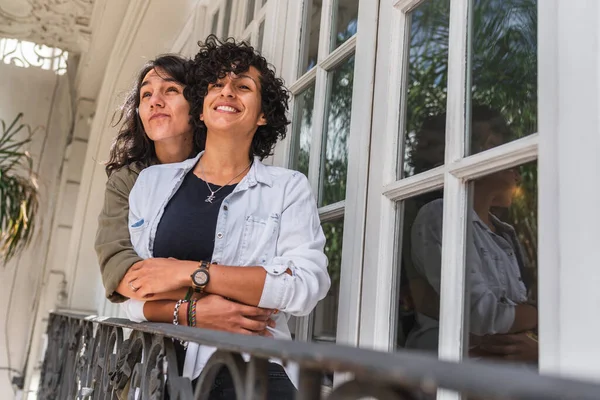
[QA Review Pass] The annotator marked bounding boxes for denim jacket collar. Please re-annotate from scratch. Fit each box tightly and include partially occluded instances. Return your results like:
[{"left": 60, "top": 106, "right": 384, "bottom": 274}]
[{"left": 158, "top": 151, "right": 273, "bottom": 188}]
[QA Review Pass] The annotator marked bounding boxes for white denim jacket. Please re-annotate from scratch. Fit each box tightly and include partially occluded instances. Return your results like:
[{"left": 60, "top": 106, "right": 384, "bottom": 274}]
[
  {"left": 121, "top": 152, "right": 330, "bottom": 382},
  {"left": 406, "top": 199, "right": 528, "bottom": 351}
]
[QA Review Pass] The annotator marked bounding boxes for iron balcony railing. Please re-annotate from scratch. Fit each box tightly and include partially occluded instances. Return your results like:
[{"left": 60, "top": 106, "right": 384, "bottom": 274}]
[{"left": 39, "top": 311, "right": 600, "bottom": 399}]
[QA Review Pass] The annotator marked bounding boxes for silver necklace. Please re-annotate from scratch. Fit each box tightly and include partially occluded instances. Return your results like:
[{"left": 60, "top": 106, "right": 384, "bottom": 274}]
[{"left": 199, "top": 159, "right": 253, "bottom": 203}]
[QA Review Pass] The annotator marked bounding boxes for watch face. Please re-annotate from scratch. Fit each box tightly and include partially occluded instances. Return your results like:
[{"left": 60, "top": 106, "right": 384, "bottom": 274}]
[{"left": 193, "top": 269, "right": 209, "bottom": 286}]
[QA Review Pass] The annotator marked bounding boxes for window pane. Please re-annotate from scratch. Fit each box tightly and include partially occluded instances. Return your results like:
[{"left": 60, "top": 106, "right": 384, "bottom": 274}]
[
  {"left": 402, "top": 0, "right": 450, "bottom": 179},
  {"left": 319, "top": 56, "right": 354, "bottom": 207},
  {"left": 258, "top": 20, "right": 265, "bottom": 51},
  {"left": 245, "top": 0, "right": 256, "bottom": 28},
  {"left": 332, "top": 0, "right": 358, "bottom": 51},
  {"left": 312, "top": 218, "right": 344, "bottom": 340},
  {"left": 299, "top": 0, "right": 322, "bottom": 75},
  {"left": 211, "top": 11, "right": 220, "bottom": 35},
  {"left": 222, "top": 0, "right": 233, "bottom": 38},
  {"left": 466, "top": 161, "right": 538, "bottom": 366},
  {"left": 396, "top": 192, "right": 443, "bottom": 354},
  {"left": 468, "top": 0, "right": 537, "bottom": 155},
  {"left": 292, "top": 84, "right": 315, "bottom": 176}
]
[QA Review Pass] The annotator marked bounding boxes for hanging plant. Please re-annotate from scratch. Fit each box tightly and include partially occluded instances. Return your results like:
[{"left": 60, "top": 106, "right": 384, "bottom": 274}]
[{"left": 0, "top": 113, "right": 40, "bottom": 264}]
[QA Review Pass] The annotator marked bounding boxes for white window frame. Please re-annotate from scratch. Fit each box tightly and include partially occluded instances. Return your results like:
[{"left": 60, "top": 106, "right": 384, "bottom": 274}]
[
  {"left": 278, "top": 0, "right": 378, "bottom": 350},
  {"left": 537, "top": 0, "right": 600, "bottom": 382},
  {"left": 362, "top": 1, "right": 540, "bottom": 398}
]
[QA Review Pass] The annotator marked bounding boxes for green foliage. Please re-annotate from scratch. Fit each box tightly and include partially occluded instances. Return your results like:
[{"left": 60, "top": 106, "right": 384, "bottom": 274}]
[{"left": 0, "top": 113, "right": 39, "bottom": 264}]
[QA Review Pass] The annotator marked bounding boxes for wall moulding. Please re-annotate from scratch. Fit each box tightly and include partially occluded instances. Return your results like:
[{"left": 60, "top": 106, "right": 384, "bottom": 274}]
[{"left": 0, "top": 0, "right": 95, "bottom": 53}]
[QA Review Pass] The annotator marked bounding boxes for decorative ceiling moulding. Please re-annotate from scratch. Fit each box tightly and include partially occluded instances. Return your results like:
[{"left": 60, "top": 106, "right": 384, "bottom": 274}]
[{"left": 0, "top": 0, "right": 95, "bottom": 53}]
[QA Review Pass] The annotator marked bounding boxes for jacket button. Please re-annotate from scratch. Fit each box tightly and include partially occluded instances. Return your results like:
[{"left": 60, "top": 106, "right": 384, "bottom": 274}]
[
  {"left": 217, "top": 232, "right": 224, "bottom": 239},
  {"left": 223, "top": 205, "right": 228, "bottom": 211}
]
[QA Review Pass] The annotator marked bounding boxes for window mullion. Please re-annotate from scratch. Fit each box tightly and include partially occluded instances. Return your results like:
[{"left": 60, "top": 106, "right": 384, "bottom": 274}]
[
  {"left": 436, "top": 0, "right": 471, "bottom": 398},
  {"left": 306, "top": 67, "right": 328, "bottom": 196},
  {"left": 358, "top": 0, "right": 410, "bottom": 352}
]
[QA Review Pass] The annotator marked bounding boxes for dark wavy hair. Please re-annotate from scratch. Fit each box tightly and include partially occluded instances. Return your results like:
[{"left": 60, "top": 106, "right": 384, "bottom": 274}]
[
  {"left": 105, "top": 54, "right": 203, "bottom": 176},
  {"left": 185, "top": 35, "right": 290, "bottom": 160}
]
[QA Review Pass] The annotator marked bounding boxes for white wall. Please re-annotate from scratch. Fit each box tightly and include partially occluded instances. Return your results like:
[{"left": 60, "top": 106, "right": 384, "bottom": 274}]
[{"left": 0, "top": 63, "right": 73, "bottom": 398}]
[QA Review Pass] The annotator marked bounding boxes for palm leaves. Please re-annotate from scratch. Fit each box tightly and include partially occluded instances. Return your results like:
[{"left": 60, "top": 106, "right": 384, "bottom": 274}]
[{"left": 0, "top": 113, "right": 39, "bottom": 264}]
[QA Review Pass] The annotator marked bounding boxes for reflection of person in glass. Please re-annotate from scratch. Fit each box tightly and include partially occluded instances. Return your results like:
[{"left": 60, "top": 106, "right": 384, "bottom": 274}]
[{"left": 404, "top": 106, "right": 537, "bottom": 363}]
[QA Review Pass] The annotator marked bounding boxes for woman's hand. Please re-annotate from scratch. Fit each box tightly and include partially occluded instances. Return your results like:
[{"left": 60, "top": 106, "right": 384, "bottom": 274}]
[
  {"left": 476, "top": 333, "right": 538, "bottom": 362},
  {"left": 119, "top": 258, "right": 192, "bottom": 299},
  {"left": 196, "top": 294, "right": 276, "bottom": 336}
]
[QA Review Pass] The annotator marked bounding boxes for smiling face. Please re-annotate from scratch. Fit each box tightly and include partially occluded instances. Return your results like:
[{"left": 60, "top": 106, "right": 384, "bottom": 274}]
[
  {"left": 138, "top": 68, "right": 192, "bottom": 144},
  {"left": 200, "top": 66, "right": 267, "bottom": 137}
]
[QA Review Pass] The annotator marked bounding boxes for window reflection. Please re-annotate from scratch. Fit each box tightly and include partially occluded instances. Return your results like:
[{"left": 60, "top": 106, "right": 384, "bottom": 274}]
[
  {"left": 467, "top": 161, "right": 538, "bottom": 364},
  {"left": 300, "top": 0, "right": 322, "bottom": 74},
  {"left": 332, "top": 0, "right": 358, "bottom": 50},
  {"left": 396, "top": 191, "right": 442, "bottom": 349},
  {"left": 312, "top": 218, "right": 343, "bottom": 340},
  {"left": 292, "top": 85, "right": 315, "bottom": 176},
  {"left": 398, "top": 108, "right": 538, "bottom": 367},
  {"left": 320, "top": 56, "right": 354, "bottom": 207},
  {"left": 211, "top": 11, "right": 220, "bottom": 35},
  {"left": 469, "top": 0, "right": 537, "bottom": 154},
  {"left": 246, "top": 0, "right": 256, "bottom": 28},
  {"left": 402, "top": 0, "right": 450, "bottom": 179},
  {"left": 222, "top": 0, "right": 233, "bottom": 38},
  {"left": 258, "top": 20, "right": 265, "bottom": 51}
]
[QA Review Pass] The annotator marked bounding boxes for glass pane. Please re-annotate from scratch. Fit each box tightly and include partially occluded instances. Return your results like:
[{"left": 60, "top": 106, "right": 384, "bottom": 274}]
[
  {"left": 468, "top": 0, "right": 537, "bottom": 155},
  {"left": 402, "top": 0, "right": 451, "bottom": 179},
  {"left": 332, "top": 0, "right": 358, "bottom": 51},
  {"left": 319, "top": 55, "right": 354, "bottom": 207},
  {"left": 396, "top": 192, "right": 443, "bottom": 354},
  {"left": 292, "top": 84, "right": 316, "bottom": 176},
  {"left": 211, "top": 11, "right": 220, "bottom": 35},
  {"left": 258, "top": 20, "right": 265, "bottom": 51},
  {"left": 299, "top": 0, "right": 322, "bottom": 75},
  {"left": 466, "top": 161, "right": 538, "bottom": 366},
  {"left": 222, "top": 0, "right": 233, "bottom": 38},
  {"left": 245, "top": 0, "right": 256, "bottom": 28},
  {"left": 312, "top": 218, "right": 344, "bottom": 340}
]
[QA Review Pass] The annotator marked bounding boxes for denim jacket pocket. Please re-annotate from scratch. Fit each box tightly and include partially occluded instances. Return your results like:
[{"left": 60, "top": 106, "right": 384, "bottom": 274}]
[
  {"left": 238, "top": 213, "right": 280, "bottom": 265},
  {"left": 129, "top": 218, "right": 149, "bottom": 254}
]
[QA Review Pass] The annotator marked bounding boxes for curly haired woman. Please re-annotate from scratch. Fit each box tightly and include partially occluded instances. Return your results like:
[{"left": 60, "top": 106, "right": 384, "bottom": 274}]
[{"left": 98, "top": 36, "right": 330, "bottom": 398}]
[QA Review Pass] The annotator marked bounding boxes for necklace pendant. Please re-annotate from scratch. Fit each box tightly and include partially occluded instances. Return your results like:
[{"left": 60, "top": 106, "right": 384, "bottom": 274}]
[{"left": 205, "top": 193, "right": 216, "bottom": 203}]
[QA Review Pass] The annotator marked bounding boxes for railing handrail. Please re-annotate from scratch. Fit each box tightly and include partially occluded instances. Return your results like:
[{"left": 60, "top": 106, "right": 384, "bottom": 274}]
[{"left": 49, "top": 310, "right": 600, "bottom": 399}]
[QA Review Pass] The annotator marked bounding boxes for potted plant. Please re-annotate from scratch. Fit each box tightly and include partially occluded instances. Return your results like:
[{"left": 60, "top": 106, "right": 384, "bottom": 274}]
[{"left": 0, "top": 113, "right": 39, "bottom": 264}]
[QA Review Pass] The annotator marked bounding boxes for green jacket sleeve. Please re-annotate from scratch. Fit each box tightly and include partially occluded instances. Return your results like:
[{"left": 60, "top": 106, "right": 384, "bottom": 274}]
[{"left": 95, "top": 165, "right": 143, "bottom": 303}]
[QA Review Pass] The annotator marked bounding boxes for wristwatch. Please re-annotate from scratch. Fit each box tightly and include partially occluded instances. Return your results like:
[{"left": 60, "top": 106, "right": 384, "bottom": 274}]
[{"left": 191, "top": 260, "right": 211, "bottom": 293}]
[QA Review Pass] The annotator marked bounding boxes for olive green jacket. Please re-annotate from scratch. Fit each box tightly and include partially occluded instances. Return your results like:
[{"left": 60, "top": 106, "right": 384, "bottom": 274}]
[{"left": 95, "top": 163, "right": 145, "bottom": 303}]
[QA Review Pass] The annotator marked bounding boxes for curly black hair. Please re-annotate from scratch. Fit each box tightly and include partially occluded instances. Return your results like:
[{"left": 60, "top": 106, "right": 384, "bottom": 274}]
[
  {"left": 185, "top": 35, "right": 290, "bottom": 160},
  {"left": 105, "top": 54, "right": 204, "bottom": 176}
]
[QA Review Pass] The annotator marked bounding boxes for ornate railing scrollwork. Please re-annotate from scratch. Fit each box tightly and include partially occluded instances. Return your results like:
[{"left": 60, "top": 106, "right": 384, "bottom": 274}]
[{"left": 39, "top": 312, "right": 600, "bottom": 400}]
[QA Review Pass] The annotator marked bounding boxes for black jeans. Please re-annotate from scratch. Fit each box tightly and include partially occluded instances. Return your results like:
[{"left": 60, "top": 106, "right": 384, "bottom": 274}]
[
  {"left": 207, "top": 362, "right": 296, "bottom": 400},
  {"left": 171, "top": 342, "right": 296, "bottom": 399}
]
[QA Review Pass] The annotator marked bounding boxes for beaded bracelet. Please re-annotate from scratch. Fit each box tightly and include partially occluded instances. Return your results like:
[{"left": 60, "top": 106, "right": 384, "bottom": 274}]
[
  {"left": 173, "top": 299, "right": 189, "bottom": 347},
  {"left": 188, "top": 298, "right": 197, "bottom": 327}
]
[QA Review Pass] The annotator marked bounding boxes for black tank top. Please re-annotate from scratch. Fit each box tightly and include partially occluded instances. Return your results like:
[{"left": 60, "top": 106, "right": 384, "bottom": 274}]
[{"left": 153, "top": 169, "right": 236, "bottom": 261}]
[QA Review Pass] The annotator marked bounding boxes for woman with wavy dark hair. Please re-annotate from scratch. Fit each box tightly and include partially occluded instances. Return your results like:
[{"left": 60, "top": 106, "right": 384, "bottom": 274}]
[
  {"left": 97, "top": 51, "right": 287, "bottom": 399},
  {"left": 116, "top": 36, "right": 330, "bottom": 398},
  {"left": 97, "top": 54, "right": 203, "bottom": 303}
]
